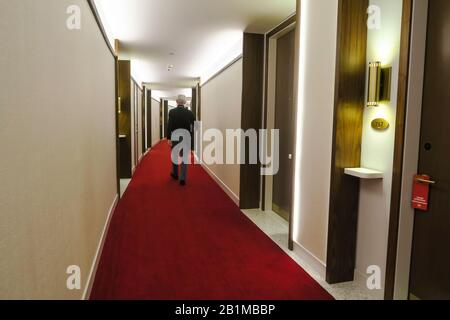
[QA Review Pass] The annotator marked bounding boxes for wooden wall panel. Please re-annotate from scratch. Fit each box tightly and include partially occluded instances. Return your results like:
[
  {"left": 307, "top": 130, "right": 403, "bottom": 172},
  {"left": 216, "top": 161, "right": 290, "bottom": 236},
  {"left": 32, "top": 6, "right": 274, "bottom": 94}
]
[
  {"left": 164, "top": 100, "right": 169, "bottom": 139},
  {"left": 191, "top": 87, "right": 197, "bottom": 120},
  {"left": 146, "top": 89, "right": 152, "bottom": 150},
  {"left": 239, "top": 33, "right": 264, "bottom": 209},
  {"left": 118, "top": 60, "right": 132, "bottom": 179},
  {"left": 326, "top": 0, "right": 368, "bottom": 284},
  {"left": 142, "top": 86, "right": 146, "bottom": 153},
  {"left": 160, "top": 100, "right": 163, "bottom": 139},
  {"left": 191, "top": 87, "right": 197, "bottom": 150},
  {"left": 114, "top": 57, "right": 120, "bottom": 195}
]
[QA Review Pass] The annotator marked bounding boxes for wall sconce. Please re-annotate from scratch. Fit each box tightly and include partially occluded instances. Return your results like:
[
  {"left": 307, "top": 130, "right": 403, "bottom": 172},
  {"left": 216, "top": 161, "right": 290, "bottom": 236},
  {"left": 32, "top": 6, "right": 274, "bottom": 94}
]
[{"left": 367, "top": 61, "right": 392, "bottom": 107}]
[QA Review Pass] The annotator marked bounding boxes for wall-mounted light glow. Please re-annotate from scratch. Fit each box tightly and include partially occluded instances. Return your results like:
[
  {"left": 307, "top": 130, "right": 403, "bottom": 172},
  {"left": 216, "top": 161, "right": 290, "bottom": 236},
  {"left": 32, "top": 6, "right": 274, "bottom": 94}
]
[
  {"left": 199, "top": 30, "right": 244, "bottom": 85},
  {"left": 367, "top": 61, "right": 392, "bottom": 107}
]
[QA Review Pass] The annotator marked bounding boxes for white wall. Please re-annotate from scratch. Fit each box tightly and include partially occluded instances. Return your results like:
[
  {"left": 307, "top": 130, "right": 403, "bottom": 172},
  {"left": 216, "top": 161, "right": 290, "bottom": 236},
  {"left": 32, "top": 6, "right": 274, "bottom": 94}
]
[
  {"left": 201, "top": 59, "right": 243, "bottom": 202},
  {"left": 0, "top": 0, "right": 117, "bottom": 299},
  {"left": 200, "top": 36, "right": 243, "bottom": 85},
  {"left": 151, "top": 98, "right": 161, "bottom": 147},
  {"left": 293, "top": 0, "right": 339, "bottom": 264},
  {"left": 355, "top": 0, "right": 403, "bottom": 297}
]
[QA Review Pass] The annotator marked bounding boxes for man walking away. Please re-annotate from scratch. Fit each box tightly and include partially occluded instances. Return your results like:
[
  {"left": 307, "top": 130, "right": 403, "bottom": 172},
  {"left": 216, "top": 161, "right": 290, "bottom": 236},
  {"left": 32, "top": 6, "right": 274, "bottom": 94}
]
[{"left": 167, "top": 95, "right": 195, "bottom": 186}]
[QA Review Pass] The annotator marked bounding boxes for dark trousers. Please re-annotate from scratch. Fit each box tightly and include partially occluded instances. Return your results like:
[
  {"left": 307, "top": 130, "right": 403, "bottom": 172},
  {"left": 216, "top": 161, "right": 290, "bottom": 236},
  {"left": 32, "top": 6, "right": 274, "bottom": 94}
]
[{"left": 171, "top": 145, "right": 187, "bottom": 181}]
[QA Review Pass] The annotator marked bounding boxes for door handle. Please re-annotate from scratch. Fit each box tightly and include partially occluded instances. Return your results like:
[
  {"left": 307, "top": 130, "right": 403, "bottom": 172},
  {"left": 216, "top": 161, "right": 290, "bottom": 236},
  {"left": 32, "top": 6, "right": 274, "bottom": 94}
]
[{"left": 415, "top": 177, "right": 436, "bottom": 185}]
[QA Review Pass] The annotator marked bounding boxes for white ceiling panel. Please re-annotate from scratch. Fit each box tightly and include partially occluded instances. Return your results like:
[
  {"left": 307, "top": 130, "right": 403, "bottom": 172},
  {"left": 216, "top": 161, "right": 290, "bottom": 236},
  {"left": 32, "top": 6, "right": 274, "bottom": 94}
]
[{"left": 95, "top": 0, "right": 296, "bottom": 85}]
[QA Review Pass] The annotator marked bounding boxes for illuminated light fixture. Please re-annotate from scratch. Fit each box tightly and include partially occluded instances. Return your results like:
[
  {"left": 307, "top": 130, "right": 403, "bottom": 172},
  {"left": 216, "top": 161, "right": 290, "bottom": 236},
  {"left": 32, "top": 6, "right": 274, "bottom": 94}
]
[{"left": 367, "top": 61, "right": 392, "bottom": 107}]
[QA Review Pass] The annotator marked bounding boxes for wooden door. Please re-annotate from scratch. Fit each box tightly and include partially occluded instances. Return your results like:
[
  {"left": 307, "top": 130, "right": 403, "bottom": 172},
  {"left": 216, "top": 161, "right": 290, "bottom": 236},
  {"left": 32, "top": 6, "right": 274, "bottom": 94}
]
[
  {"left": 160, "top": 100, "right": 163, "bottom": 139},
  {"left": 409, "top": 0, "right": 450, "bottom": 300},
  {"left": 133, "top": 85, "right": 139, "bottom": 167},
  {"left": 164, "top": 100, "right": 169, "bottom": 139},
  {"left": 142, "top": 87, "right": 146, "bottom": 153},
  {"left": 146, "top": 89, "right": 152, "bottom": 150},
  {"left": 272, "top": 29, "right": 296, "bottom": 221},
  {"left": 118, "top": 60, "right": 132, "bottom": 179},
  {"left": 197, "top": 84, "right": 202, "bottom": 121}
]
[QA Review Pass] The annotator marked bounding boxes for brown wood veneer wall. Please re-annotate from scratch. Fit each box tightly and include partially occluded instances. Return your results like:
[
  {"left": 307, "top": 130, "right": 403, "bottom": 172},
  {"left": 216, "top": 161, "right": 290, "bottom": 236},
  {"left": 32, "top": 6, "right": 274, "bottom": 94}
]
[
  {"left": 326, "top": 0, "right": 369, "bottom": 284},
  {"left": 118, "top": 60, "right": 132, "bottom": 179},
  {"left": 239, "top": 33, "right": 265, "bottom": 210}
]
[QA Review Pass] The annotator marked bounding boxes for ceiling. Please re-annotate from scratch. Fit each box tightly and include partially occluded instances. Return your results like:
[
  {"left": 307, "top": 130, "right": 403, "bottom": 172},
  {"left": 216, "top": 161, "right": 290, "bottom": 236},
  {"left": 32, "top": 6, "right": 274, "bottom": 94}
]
[
  {"left": 152, "top": 88, "right": 193, "bottom": 101},
  {"left": 94, "top": 0, "right": 296, "bottom": 86}
]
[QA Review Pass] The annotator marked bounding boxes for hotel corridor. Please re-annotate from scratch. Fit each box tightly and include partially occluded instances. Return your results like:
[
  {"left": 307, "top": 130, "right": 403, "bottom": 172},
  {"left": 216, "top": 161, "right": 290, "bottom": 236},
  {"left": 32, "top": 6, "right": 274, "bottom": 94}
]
[
  {"left": 4, "top": 0, "right": 450, "bottom": 306},
  {"left": 90, "top": 142, "right": 332, "bottom": 300}
]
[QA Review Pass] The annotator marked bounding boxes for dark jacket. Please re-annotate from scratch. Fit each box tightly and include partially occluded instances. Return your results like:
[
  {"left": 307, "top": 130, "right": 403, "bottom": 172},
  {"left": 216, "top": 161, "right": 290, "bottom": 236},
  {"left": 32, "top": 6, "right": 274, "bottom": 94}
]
[{"left": 167, "top": 106, "right": 195, "bottom": 142}]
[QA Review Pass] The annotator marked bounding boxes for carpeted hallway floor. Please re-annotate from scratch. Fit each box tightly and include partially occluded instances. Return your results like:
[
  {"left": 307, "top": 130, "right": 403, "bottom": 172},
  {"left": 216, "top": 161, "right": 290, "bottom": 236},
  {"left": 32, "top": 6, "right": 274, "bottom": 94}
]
[{"left": 90, "top": 141, "right": 333, "bottom": 300}]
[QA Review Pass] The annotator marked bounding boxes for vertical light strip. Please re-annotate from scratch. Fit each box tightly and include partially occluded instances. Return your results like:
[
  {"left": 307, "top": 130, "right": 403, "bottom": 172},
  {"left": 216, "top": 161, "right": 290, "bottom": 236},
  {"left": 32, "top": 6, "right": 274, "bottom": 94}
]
[{"left": 292, "top": 0, "right": 309, "bottom": 241}]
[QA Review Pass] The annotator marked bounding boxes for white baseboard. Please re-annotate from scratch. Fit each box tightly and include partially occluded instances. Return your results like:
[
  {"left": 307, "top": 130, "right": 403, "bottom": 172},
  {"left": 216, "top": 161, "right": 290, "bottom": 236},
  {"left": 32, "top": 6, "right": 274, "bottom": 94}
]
[
  {"left": 201, "top": 163, "right": 239, "bottom": 206},
  {"left": 82, "top": 194, "right": 119, "bottom": 300},
  {"left": 292, "top": 242, "right": 327, "bottom": 281}
]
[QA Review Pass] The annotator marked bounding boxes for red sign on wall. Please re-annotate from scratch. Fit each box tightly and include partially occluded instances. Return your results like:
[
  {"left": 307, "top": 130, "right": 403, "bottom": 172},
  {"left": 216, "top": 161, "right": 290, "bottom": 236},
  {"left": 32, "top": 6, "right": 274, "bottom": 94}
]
[{"left": 412, "top": 175, "right": 431, "bottom": 211}]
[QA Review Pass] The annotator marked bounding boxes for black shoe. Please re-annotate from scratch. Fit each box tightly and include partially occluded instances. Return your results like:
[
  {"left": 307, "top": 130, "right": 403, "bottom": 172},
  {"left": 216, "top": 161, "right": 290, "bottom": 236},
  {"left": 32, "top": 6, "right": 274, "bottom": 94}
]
[
  {"left": 171, "top": 173, "right": 179, "bottom": 181},
  {"left": 180, "top": 180, "right": 186, "bottom": 186}
]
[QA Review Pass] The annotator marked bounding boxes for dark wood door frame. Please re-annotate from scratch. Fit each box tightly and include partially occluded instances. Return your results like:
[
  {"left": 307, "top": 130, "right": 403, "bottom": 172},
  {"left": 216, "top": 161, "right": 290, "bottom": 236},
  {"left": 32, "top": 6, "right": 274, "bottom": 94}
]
[
  {"left": 118, "top": 60, "right": 132, "bottom": 179},
  {"left": 262, "top": 14, "right": 297, "bottom": 250},
  {"left": 191, "top": 87, "right": 197, "bottom": 150},
  {"left": 197, "top": 84, "right": 202, "bottom": 121},
  {"left": 114, "top": 57, "right": 120, "bottom": 196},
  {"left": 384, "top": 0, "right": 414, "bottom": 300},
  {"left": 142, "top": 85, "right": 146, "bottom": 154},
  {"left": 160, "top": 99, "right": 163, "bottom": 139},
  {"left": 164, "top": 100, "right": 169, "bottom": 139},
  {"left": 262, "top": 15, "right": 296, "bottom": 212},
  {"left": 191, "top": 87, "right": 197, "bottom": 120},
  {"left": 146, "top": 89, "right": 152, "bottom": 150},
  {"left": 272, "top": 29, "right": 296, "bottom": 222},
  {"left": 132, "top": 81, "right": 139, "bottom": 168}
]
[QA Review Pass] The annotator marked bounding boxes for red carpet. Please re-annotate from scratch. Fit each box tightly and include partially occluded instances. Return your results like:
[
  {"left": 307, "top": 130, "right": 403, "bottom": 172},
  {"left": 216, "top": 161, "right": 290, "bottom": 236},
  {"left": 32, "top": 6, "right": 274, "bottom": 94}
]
[{"left": 90, "top": 141, "right": 333, "bottom": 300}]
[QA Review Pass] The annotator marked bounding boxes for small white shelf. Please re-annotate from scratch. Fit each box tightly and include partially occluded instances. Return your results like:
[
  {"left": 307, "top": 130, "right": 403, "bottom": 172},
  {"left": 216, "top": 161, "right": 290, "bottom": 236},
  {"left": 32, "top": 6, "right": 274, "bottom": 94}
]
[{"left": 344, "top": 168, "right": 384, "bottom": 180}]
